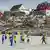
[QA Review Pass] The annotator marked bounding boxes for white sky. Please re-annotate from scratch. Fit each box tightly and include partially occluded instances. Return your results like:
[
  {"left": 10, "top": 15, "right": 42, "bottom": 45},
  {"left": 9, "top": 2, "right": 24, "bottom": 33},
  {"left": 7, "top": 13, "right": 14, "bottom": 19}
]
[{"left": 0, "top": 0, "right": 50, "bottom": 11}]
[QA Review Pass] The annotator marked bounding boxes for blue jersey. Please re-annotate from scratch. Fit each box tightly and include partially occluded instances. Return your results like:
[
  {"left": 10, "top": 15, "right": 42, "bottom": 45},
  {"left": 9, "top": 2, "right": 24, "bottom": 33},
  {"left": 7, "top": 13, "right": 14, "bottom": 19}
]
[
  {"left": 9, "top": 35, "right": 13, "bottom": 41},
  {"left": 2, "top": 35, "right": 4, "bottom": 41},
  {"left": 9, "top": 35, "right": 13, "bottom": 46},
  {"left": 2, "top": 35, "right": 5, "bottom": 44}
]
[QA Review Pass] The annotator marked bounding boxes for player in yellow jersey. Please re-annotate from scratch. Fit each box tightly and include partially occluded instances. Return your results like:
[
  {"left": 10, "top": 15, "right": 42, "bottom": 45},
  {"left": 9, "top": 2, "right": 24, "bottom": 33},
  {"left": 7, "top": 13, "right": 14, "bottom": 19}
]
[{"left": 14, "top": 35, "right": 16, "bottom": 44}]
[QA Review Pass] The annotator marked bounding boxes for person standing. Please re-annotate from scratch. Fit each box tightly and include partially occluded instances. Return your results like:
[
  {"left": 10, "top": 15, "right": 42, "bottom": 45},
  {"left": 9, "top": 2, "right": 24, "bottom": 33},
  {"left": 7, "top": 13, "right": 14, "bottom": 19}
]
[
  {"left": 14, "top": 35, "right": 16, "bottom": 44},
  {"left": 27, "top": 35, "right": 30, "bottom": 43},
  {"left": 9, "top": 34, "right": 13, "bottom": 46},
  {"left": 20, "top": 34, "right": 25, "bottom": 43},
  {"left": 1, "top": 31, "right": 5, "bottom": 44},
  {"left": 2, "top": 34, "right": 5, "bottom": 44},
  {"left": 41, "top": 34, "right": 47, "bottom": 44}
]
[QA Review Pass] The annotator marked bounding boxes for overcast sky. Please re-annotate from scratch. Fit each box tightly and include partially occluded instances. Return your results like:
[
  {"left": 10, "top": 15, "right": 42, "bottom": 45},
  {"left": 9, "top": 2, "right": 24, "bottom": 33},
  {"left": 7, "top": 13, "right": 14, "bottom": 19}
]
[{"left": 0, "top": 0, "right": 50, "bottom": 11}]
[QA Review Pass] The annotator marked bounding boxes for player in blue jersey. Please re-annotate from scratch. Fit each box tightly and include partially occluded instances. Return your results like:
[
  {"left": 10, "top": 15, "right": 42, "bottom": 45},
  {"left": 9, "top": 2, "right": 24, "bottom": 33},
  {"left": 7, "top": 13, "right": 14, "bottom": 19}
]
[
  {"left": 2, "top": 34, "right": 5, "bottom": 44},
  {"left": 9, "top": 34, "right": 13, "bottom": 46}
]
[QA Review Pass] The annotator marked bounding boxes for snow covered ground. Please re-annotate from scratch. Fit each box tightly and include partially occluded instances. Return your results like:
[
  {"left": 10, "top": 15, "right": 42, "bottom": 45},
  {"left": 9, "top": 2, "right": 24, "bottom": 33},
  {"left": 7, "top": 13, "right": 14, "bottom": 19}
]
[{"left": 0, "top": 35, "right": 50, "bottom": 50}]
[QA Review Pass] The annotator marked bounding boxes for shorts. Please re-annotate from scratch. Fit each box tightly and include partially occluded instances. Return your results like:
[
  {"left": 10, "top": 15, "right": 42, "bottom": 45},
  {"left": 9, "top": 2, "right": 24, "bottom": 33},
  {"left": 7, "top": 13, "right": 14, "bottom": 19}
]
[
  {"left": 22, "top": 39, "right": 24, "bottom": 41},
  {"left": 14, "top": 40, "right": 16, "bottom": 43}
]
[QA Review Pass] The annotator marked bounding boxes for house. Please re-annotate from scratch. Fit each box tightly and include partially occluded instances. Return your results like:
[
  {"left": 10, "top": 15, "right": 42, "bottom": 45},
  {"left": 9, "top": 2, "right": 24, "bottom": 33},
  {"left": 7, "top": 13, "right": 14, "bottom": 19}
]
[
  {"left": 10, "top": 4, "right": 32, "bottom": 15},
  {"left": 36, "top": 1, "right": 50, "bottom": 16}
]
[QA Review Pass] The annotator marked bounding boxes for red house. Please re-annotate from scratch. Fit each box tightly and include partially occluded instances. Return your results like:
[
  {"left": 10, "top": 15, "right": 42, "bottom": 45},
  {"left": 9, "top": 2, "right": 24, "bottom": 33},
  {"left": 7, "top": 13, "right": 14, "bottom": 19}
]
[{"left": 36, "top": 1, "right": 50, "bottom": 16}]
